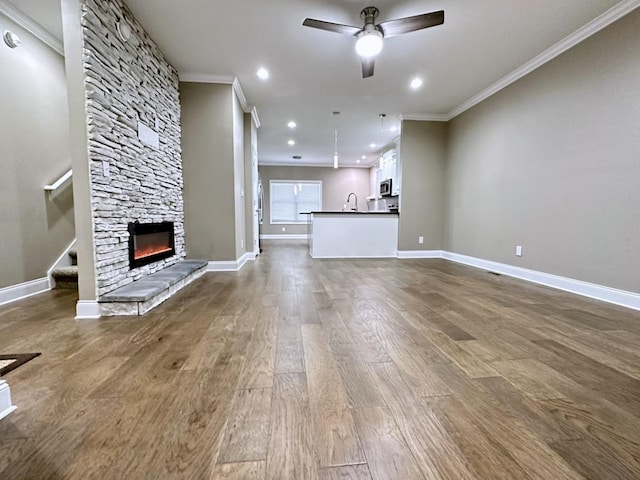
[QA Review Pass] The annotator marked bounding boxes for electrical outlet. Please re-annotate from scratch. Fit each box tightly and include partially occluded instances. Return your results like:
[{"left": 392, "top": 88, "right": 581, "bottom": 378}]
[
  {"left": 102, "top": 161, "right": 110, "bottom": 177},
  {"left": 516, "top": 245, "right": 523, "bottom": 257},
  {"left": 282, "top": 227, "right": 286, "bottom": 232},
  {"left": 418, "top": 236, "right": 424, "bottom": 244},
  {"left": 240, "top": 239, "right": 244, "bottom": 248}
]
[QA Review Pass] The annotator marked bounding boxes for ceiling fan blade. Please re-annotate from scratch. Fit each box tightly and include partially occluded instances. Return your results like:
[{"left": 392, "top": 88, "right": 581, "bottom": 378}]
[
  {"left": 362, "top": 57, "right": 375, "bottom": 78},
  {"left": 303, "top": 18, "right": 361, "bottom": 36},
  {"left": 378, "top": 10, "right": 444, "bottom": 38}
]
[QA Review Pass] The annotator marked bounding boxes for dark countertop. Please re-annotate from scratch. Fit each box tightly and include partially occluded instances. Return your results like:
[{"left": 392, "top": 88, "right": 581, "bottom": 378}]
[{"left": 308, "top": 210, "right": 398, "bottom": 215}]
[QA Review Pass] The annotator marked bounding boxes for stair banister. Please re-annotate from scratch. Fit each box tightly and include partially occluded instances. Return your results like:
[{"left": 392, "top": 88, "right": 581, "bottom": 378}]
[{"left": 44, "top": 169, "right": 72, "bottom": 196}]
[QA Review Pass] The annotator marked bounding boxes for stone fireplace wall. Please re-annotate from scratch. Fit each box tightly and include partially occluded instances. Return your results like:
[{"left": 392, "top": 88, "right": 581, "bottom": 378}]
[{"left": 81, "top": 0, "right": 185, "bottom": 296}]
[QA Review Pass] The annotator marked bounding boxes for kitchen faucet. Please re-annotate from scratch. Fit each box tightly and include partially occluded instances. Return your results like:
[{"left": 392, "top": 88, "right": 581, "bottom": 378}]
[{"left": 346, "top": 192, "right": 358, "bottom": 211}]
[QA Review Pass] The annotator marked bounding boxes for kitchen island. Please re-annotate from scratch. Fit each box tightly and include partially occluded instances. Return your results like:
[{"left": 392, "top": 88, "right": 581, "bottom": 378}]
[{"left": 309, "top": 211, "right": 398, "bottom": 258}]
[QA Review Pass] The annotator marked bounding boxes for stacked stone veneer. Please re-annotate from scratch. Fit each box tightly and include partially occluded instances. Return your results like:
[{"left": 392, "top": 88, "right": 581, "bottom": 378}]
[{"left": 81, "top": 0, "right": 185, "bottom": 296}]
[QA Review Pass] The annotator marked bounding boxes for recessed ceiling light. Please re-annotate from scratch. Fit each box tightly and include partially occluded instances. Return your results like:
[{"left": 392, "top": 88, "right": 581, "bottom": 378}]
[
  {"left": 287, "top": 121, "right": 297, "bottom": 129},
  {"left": 288, "top": 139, "right": 295, "bottom": 146},
  {"left": 356, "top": 159, "right": 361, "bottom": 164},
  {"left": 361, "top": 155, "right": 366, "bottom": 160},
  {"left": 369, "top": 143, "right": 376, "bottom": 149},
  {"left": 390, "top": 126, "right": 398, "bottom": 132},
  {"left": 3, "top": 30, "right": 21, "bottom": 48},
  {"left": 410, "top": 77, "right": 423, "bottom": 90},
  {"left": 257, "top": 68, "right": 270, "bottom": 80}
]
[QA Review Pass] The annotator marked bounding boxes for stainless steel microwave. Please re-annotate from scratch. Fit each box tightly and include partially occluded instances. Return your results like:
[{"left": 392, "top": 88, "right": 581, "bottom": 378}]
[{"left": 380, "top": 179, "right": 392, "bottom": 196}]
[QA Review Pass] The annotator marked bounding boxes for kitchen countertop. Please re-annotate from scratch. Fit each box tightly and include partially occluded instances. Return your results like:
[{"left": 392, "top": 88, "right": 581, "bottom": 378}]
[
  {"left": 309, "top": 210, "right": 399, "bottom": 258},
  {"left": 308, "top": 210, "right": 398, "bottom": 215}
]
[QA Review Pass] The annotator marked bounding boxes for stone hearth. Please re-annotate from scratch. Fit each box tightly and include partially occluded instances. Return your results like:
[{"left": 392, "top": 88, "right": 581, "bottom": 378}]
[{"left": 99, "top": 260, "right": 207, "bottom": 316}]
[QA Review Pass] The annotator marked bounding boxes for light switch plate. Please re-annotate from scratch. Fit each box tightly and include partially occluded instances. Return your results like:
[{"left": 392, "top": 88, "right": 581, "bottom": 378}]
[
  {"left": 102, "top": 161, "right": 110, "bottom": 177},
  {"left": 516, "top": 245, "right": 523, "bottom": 256}
]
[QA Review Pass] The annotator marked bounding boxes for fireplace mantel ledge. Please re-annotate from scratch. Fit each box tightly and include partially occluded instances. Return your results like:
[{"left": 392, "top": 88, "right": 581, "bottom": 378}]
[{"left": 98, "top": 259, "right": 207, "bottom": 316}]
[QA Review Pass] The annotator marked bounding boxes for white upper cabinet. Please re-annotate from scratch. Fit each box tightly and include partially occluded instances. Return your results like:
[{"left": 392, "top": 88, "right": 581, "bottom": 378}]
[{"left": 380, "top": 145, "right": 400, "bottom": 196}]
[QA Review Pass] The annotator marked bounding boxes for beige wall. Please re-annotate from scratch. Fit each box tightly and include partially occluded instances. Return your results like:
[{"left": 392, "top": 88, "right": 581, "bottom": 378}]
[
  {"left": 1, "top": 12, "right": 75, "bottom": 289},
  {"left": 244, "top": 114, "right": 258, "bottom": 254},
  {"left": 181, "top": 82, "right": 237, "bottom": 261},
  {"left": 446, "top": 8, "right": 640, "bottom": 293},
  {"left": 398, "top": 121, "right": 447, "bottom": 251},
  {"left": 258, "top": 166, "right": 370, "bottom": 236},
  {"left": 232, "top": 92, "right": 246, "bottom": 259},
  {"left": 63, "top": 0, "right": 96, "bottom": 301}
]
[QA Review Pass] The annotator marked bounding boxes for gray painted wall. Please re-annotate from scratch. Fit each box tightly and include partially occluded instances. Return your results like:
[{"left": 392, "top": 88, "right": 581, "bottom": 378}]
[
  {"left": 181, "top": 82, "right": 237, "bottom": 261},
  {"left": 446, "top": 8, "right": 640, "bottom": 293},
  {"left": 63, "top": 0, "right": 96, "bottom": 301},
  {"left": 244, "top": 114, "right": 258, "bottom": 254},
  {"left": 1, "top": 12, "right": 75, "bottom": 289},
  {"left": 258, "top": 166, "right": 370, "bottom": 236},
  {"left": 232, "top": 92, "right": 246, "bottom": 259},
  {"left": 398, "top": 121, "right": 447, "bottom": 251}
]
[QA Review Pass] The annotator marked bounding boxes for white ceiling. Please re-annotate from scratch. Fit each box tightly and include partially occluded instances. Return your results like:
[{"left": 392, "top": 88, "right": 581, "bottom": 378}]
[{"left": 3, "top": 0, "right": 632, "bottom": 167}]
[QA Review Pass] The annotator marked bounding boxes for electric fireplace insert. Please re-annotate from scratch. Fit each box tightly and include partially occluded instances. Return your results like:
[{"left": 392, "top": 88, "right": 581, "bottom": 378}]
[{"left": 128, "top": 221, "right": 175, "bottom": 269}]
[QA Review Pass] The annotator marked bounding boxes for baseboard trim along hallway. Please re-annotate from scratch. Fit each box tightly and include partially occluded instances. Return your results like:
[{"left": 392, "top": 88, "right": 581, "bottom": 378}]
[
  {"left": 260, "top": 234, "right": 308, "bottom": 240},
  {"left": 75, "top": 300, "right": 101, "bottom": 320},
  {"left": 395, "top": 249, "right": 640, "bottom": 311},
  {"left": 207, "top": 251, "right": 257, "bottom": 272},
  {"left": 396, "top": 250, "right": 444, "bottom": 259},
  {"left": 0, "top": 277, "right": 50, "bottom": 307},
  {"left": 441, "top": 251, "right": 640, "bottom": 312}
]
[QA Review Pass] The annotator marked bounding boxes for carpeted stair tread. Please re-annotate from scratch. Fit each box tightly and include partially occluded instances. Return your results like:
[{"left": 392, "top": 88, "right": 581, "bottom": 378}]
[
  {"left": 52, "top": 266, "right": 78, "bottom": 277},
  {"left": 52, "top": 265, "right": 78, "bottom": 289}
]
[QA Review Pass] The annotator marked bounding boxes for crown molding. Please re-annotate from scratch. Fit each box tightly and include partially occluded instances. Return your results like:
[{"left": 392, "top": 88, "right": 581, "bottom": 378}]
[
  {"left": 232, "top": 77, "right": 249, "bottom": 112},
  {"left": 251, "top": 107, "right": 261, "bottom": 129},
  {"left": 0, "top": 0, "right": 63, "bottom": 55},
  {"left": 399, "top": 114, "right": 449, "bottom": 122},
  {"left": 179, "top": 73, "right": 260, "bottom": 118},
  {"left": 178, "top": 73, "right": 235, "bottom": 84},
  {"left": 258, "top": 162, "right": 370, "bottom": 169},
  {"left": 446, "top": 0, "right": 640, "bottom": 119}
]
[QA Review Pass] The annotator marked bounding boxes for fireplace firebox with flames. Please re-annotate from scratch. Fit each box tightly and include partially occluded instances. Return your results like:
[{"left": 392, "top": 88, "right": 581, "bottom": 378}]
[{"left": 128, "top": 221, "right": 175, "bottom": 269}]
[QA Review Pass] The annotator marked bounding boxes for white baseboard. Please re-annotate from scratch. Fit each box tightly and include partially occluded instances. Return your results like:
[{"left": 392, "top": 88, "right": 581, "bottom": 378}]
[
  {"left": 0, "top": 277, "right": 50, "bottom": 307},
  {"left": 0, "top": 380, "right": 17, "bottom": 421},
  {"left": 75, "top": 300, "right": 101, "bottom": 320},
  {"left": 47, "top": 239, "right": 77, "bottom": 288},
  {"left": 260, "top": 234, "right": 308, "bottom": 240},
  {"left": 311, "top": 254, "right": 398, "bottom": 259},
  {"left": 238, "top": 251, "right": 256, "bottom": 269},
  {"left": 442, "top": 251, "right": 640, "bottom": 312},
  {"left": 397, "top": 250, "right": 444, "bottom": 259},
  {"left": 207, "top": 252, "right": 257, "bottom": 272}
]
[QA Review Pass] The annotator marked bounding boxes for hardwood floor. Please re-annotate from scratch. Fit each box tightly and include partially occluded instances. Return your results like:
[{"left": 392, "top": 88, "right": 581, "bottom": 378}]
[{"left": 1, "top": 240, "right": 640, "bottom": 479}]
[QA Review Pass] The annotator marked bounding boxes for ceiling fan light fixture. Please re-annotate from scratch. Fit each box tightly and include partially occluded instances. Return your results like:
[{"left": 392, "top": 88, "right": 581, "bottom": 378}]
[{"left": 355, "top": 29, "right": 383, "bottom": 58}]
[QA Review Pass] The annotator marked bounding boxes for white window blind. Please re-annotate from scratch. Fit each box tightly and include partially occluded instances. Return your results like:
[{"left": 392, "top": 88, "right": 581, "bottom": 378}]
[{"left": 270, "top": 180, "right": 322, "bottom": 224}]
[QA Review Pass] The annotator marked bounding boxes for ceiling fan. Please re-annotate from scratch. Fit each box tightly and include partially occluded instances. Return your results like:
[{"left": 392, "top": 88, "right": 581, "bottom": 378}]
[{"left": 303, "top": 6, "right": 444, "bottom": 78}]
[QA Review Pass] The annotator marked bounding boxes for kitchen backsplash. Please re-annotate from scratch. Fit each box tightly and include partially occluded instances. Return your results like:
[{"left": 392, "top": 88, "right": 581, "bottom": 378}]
[{"left": 367, "top": 196, "right": 399, "bottom": 212}]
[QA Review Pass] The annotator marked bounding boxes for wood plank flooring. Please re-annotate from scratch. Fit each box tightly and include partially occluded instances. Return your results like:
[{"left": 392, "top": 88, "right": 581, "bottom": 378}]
[{"left": 1, "top": 239, "right": 640, "bottom": 479}]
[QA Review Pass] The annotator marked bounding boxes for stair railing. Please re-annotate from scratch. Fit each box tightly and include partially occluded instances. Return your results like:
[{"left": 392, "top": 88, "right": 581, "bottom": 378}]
[{"left": 44, "top": 169, "right": 72, "bottom": 198}]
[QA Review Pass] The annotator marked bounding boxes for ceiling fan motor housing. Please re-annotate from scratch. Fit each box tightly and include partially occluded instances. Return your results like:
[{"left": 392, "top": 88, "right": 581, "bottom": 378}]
[{"left": 360, "top": 6, "right": 380, "bottom": 25}]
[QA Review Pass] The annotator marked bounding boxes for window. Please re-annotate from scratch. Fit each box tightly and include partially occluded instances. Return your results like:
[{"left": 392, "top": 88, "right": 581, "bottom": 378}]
[{"left": 270, "top": 180, "right": 322, "bottom": 224}]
